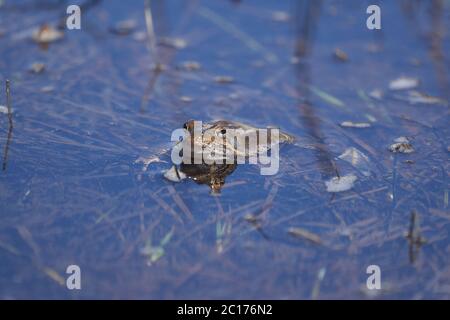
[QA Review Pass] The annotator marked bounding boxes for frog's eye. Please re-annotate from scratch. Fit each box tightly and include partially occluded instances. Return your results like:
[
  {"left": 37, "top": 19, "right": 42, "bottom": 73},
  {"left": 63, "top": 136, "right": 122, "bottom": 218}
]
[
  {"left": 220, "top": 129, "right": 227, "bottom": 135},
  {"left": 183, "top": 120, "right": 195, "bottom": 131}
]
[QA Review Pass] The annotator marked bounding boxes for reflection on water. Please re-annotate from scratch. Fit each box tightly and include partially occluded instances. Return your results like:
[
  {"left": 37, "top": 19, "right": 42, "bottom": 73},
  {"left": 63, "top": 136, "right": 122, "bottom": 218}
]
[{"left": 0, "top": 0, "right": 449, "bottom": 299}]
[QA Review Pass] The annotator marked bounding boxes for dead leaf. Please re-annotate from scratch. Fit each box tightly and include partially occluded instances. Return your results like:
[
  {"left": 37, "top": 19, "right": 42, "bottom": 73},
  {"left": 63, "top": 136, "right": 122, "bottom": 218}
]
[
  {"left": 389, "top": 76, "right": 419, "bottom": 91},
  {"left": 32, "top": 24, "right": 63, "bottom": 44},
  {"left": 325, "top": 174, "right": 357, "bottom": 192},
  {"left": 340, "top": 121, "right": 371, "bottom": 128},
  {"left": 389, "top": 137, "right": 414, "bottom": 153}
]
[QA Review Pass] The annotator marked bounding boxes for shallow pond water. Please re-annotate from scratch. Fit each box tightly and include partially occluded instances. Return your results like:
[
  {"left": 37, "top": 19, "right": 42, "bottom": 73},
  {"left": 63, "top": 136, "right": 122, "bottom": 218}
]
[{"left": 0, "top": 0, "right": 449, "bottom": 299}]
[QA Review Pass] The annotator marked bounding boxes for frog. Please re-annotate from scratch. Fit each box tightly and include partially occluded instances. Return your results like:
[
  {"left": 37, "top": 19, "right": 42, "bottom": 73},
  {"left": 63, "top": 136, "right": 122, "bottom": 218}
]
[
  {"left": 138, "top": 119, "right": 295, "bottom": 193},
  {"left": 174, "top": 119, "right": 295, "bottom": 193}
]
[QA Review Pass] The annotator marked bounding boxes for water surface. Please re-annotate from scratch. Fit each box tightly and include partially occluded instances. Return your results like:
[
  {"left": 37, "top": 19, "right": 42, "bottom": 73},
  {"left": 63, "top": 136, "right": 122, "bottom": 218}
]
[{"left": 0, "top": 0, "right": 449, "bottom": 299}]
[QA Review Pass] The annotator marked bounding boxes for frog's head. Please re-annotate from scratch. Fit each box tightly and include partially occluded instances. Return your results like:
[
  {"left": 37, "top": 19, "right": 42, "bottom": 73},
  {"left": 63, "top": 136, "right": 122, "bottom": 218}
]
[
  {"left": 182, "top": 120, "right": 229, "bottom": 148},
  {"left": 182, "top": 119, "right": 196, "bottom": 133}
]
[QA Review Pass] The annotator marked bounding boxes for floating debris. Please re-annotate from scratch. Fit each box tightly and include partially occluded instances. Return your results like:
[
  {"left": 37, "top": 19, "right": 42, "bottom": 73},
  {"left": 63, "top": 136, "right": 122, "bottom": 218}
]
[
  {"left": 288, "top": 227, "right": 322, "bottom": 245},
  {"left": 214, "top": 76, "right": 234, "bottom": 84},
  {"left": 333, "top": 48, "right": 348, "bottom": 62},
  {"left": 340, "top": 121, "right": 371, "bottom": 128},
  {"left": 163, "top": 165, "right": 186, "bottom": 182},
  {"left": 180, "top": 61, "right": 201, "bottom": 71},
  {"left": 389, "top": 76, "right": 419, "bottom": 91},
  {"left": 369, "top": 89, "right": 384, "bottom": 100},
  {"left": 338, "top": 147, "right": 371, "bottom": 176},
  {"left": 179, "top": 96, "right": 193, "bottom": 103},
  {"left": 396, "top": 91, "right": 447, "bottom": 106},
  {"left": 389, "top": 137, "right": 414, "bottom": 154},
  {"left": 271, "top": 11, "right": 290, "bottom": 22},
  {"left": 135, "top": 155, "right": 162, "bottom": 172},
  {"left": 32, "top": 24, "right": 63, "bottom": 44},
  {"left": 29, "top": 62, "right": 45, "bottom": 74},
  {"left": 110, "top": 19, "right": 137, "bottom": 35},
  {"left": 40, "top": 85, "right": 54, "bottom": 93},
  {"left": 0, "top": 105, "right": 9, "bottom": 114},
  {"left": 159, "top": 37, "right": 187, "bottom": 49},
  {"left": 325, "top": 174, "right": 357, "bottom": 192}
]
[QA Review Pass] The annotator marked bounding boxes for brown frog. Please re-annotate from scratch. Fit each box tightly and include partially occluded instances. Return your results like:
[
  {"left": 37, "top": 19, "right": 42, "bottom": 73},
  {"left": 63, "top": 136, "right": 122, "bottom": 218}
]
[{"left": 174, "top": 120, "right": 294, "bottom": 193}]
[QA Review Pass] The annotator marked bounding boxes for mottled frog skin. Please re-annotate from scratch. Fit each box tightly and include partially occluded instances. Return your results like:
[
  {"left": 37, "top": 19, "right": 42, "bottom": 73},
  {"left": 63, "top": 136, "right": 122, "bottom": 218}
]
[{"left": 179, "top": 120, "right": 294, "bottom": 193}]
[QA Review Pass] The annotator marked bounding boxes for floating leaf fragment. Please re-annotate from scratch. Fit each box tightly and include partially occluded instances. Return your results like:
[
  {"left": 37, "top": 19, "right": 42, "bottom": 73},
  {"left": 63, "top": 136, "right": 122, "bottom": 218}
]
[
  {"left": 333, "top": 48, "right": 348, "bottom": 62},
  {"left": 214, "top": 76, "right": 234, "bottom": 84},
  {"left": 0, "top": 105, "right": 9, "bottom": 114},
  {"left": 159, "top": 37, "right": 187, "bottom": 49},
  {"left": 369, "top": 89, "right": 384, "bottom": 100},
  {"left": 29, "top": 62, "right": 45, "bottom": 74},
  {"left": 288, "top": 227, "right": 322, "bottom": 245},
  {"left": 135, "top": 156, "right": 163, "bottom": 172},
  {"left": 110, "top": 19, "right": 137, "bottom": 35},
  {"left": 389, "top": 76, "right": 419, "bottom": 91},
  {"left": 340, "top": 121, "right": 371, "bottom": 128},
  {"left": 179, "top": 96, "right": 193, "bottom": 103},
  {"left": 40, "top": 85, "right": 54, "bottom": 93},
  {"left": 32, "top": 24, "right": 63, "bottom": 44},
  {"left": 180, "top": 61, "right": 201, "bottom": 71},
  {"left": 389, "top": 137, "right": 414, "bottom": 153},
  {"left": 325, "top": 174, "right": 357, "bottom": 192},
  {"left": 396, "top": 91, "right": 447, "bottom": 106}
]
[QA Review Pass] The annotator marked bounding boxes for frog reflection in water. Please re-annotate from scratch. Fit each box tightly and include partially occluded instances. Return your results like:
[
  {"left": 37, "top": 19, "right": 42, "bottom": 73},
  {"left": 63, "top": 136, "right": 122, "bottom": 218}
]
[{"left": 173, "top": 120, "right": 294, "bottom": 193}]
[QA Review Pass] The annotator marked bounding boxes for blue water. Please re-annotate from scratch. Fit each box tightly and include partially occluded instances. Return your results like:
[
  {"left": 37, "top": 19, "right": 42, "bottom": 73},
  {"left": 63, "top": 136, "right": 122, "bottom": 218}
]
[{"left": 0, "top": 0, "right": 449, "bottom": 299}]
